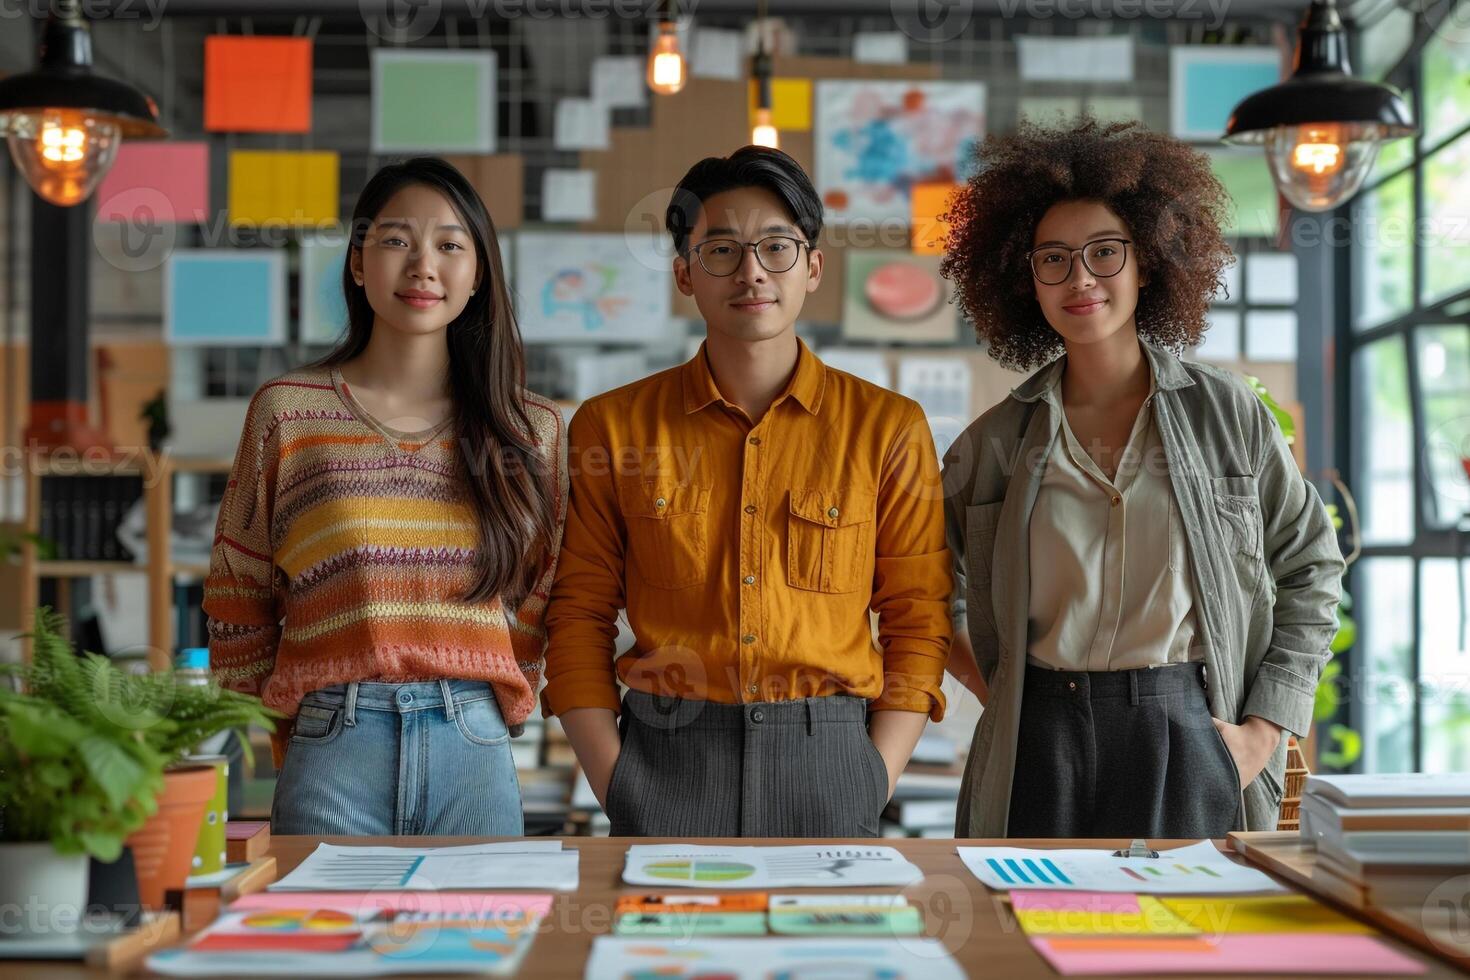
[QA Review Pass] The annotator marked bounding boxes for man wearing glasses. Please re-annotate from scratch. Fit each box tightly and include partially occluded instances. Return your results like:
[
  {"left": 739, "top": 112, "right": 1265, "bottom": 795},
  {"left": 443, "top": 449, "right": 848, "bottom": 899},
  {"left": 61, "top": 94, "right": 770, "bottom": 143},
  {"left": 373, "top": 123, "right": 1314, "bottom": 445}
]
[{"left": 541, "top": 146, "right": 953, "bottom": 837}]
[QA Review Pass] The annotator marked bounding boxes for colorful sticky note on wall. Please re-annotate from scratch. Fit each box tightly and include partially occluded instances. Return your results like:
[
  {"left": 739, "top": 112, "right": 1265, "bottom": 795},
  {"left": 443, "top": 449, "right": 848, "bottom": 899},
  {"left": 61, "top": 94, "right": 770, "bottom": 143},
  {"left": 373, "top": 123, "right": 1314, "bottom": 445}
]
[
  {"left": 749, "top": 78, "right": 813, "bottom": 132},
  {"left": 1170, "top": 46, "right": 1281, "bottom": 141},
  {"left": 95, "top": 142, "right": 210, "bottom": 224},
  {"left": 373, "top": 50, "right": 497, "bottom": 153},
  {"left": 911, "top": 183, "right": 957, "bottom": 255},
  {"left": 298, "top": 235, "right": 350, "bottom": 345},
  {"left": 228, "top": 150, "right": 339, "bottom": 227},
  {"left": 165, "top": 249, "right": 286, "bottom": 346},
  {"left": 205, "top": 36, "right": 312, "bottom": 133}
]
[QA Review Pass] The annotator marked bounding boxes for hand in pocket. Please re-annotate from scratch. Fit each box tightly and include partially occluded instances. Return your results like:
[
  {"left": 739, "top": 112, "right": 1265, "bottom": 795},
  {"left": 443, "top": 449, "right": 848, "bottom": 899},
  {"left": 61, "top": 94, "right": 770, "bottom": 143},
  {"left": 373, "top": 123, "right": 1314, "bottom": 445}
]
[{"left": 1212, "top": 716, "right": 1282, "bottom": 789}]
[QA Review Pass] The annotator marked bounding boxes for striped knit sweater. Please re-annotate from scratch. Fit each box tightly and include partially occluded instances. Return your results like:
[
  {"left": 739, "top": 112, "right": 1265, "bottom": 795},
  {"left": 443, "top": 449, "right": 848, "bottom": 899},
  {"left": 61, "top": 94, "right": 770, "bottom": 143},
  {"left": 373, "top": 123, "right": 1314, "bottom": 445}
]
[{"left": 203, "top": 365, "right": 568, "bottom": 770}]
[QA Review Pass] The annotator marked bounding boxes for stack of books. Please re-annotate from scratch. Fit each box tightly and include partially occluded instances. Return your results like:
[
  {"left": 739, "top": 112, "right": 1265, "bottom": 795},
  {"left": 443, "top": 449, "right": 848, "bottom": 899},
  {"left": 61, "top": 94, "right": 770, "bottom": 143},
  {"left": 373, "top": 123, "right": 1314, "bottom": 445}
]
[
  {"left": 38, "top": 475, "right": 143, "bottom": 561},
  {"left": 1301, "top": 772, "right": 1470, "bottom": 907}
]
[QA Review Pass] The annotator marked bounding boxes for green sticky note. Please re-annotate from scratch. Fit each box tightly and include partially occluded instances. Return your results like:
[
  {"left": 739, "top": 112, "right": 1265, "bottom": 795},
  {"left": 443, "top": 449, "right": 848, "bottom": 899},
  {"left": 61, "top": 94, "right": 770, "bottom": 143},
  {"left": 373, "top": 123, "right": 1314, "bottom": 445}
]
[
  {"left": 769, "top": 907, "right": 923, "bottom": 936},
  {"left": 614, "top": 912, "right": 768, "bottom": 937}
]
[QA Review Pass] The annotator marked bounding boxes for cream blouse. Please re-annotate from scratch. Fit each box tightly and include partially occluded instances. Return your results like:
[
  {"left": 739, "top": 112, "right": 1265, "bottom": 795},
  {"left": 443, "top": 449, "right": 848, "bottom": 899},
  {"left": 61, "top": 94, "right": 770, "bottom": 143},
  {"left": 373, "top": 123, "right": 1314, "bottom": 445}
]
[{"left": 1026, "top": 366, "right": 1203, "bottom": 671}]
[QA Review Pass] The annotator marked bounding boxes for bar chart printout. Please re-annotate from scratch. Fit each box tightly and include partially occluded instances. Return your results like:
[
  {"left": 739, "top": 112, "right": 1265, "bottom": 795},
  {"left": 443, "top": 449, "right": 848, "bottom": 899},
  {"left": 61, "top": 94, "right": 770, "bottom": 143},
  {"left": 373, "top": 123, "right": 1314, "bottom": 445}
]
[{"left": 956, "top": 841, "right": 1287, "bottom": 894}]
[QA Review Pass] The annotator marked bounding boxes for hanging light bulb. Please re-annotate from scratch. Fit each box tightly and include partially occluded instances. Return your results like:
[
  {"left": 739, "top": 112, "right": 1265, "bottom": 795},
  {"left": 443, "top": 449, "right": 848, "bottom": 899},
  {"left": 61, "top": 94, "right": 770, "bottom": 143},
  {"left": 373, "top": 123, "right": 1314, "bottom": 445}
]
[
  {"left": 1224, "top": 0, "right": 1414, "bottom": 212},
  {"left": 0, "top": 1, "right": 166, "bottom": 207},
  {"left": 8, "top": 108, "right": 121, "bottom": 207},
  {"left": 751, "top": 106, "right": 779, "bottom": 149},
  {"left": 647, "top": 15, "right": 686, "bottom": 96},
  {"left": 751, "top": 17, "right": 777, "bottom": 150}
]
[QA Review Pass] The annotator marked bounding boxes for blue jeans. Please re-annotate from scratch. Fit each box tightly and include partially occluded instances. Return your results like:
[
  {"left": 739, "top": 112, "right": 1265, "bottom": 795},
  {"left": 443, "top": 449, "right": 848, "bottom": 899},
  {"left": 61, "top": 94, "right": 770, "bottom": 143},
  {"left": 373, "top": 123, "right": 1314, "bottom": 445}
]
[{"left": 270, "top": 679, "right": 524, "bottom": 836}]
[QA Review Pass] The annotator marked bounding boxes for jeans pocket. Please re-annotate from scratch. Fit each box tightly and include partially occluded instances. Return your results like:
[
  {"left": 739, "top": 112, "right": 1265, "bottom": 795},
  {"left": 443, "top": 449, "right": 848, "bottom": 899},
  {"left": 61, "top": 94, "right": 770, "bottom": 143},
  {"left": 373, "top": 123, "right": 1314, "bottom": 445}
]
[
  {"left": 452, "top": 696, "right": 511, "bottom": 746},
  {"left": 289, "top": 703, "right": 344, "bottom": 745}
]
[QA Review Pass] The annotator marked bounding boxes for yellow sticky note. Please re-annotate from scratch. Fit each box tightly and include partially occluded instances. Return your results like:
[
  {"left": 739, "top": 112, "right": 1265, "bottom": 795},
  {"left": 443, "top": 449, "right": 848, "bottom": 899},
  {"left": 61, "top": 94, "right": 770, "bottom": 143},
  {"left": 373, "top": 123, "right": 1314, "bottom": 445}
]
[
  {"left": 749, "top": 78, "right": 812, "bottom": 132},
  {"left": 1014, "top": 896, "right": 1198, "bottom": 937},
  {"left": 1159, "top": 896, "right": 1372, "bottom": 935},
  {"left": 911, "top": 182, "right": 958, "bottom": 255},
  {"left": 229, "top": 150, "right": 339, "bottom": 226}
]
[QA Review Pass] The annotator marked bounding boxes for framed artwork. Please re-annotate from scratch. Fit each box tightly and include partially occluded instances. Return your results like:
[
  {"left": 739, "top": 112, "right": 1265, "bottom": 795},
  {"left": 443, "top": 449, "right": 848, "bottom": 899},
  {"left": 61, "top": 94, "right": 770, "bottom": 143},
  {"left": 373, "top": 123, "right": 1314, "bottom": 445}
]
[
  {"left": 514, "top": 232, "right": 672, "bottom": 344},
  {"left": 815, "top": 80, "right": 985, "bottom": 223},
  {"left": 841, "top": 249, "right": 956, "bottom": 344}
]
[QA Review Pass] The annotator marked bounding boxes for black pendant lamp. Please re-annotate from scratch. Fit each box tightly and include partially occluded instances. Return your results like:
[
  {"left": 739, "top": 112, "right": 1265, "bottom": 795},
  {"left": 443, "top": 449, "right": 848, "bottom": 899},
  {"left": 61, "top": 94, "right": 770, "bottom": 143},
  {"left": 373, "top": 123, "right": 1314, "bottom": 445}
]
[
  {"left": 1224, "top": 0, "right": 1415, "bottom": 212},
  {"left": 0, "top": 0, "right": 168, "bottom": 207}
]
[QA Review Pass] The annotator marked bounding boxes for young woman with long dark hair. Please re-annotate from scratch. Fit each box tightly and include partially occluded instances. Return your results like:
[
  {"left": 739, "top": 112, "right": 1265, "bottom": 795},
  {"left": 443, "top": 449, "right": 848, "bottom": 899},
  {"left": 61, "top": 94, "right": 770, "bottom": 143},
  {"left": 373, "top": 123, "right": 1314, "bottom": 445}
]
[{"left": 204, "top": 157, "right": 566, "bottom": 835}]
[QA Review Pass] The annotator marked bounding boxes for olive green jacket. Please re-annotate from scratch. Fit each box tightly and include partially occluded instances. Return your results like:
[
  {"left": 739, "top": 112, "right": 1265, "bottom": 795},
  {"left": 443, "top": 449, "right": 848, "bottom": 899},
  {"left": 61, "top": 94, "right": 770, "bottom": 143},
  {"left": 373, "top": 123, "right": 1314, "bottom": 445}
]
[{"left": 943, "top": 341, "right": 1344, "bottom": 837}]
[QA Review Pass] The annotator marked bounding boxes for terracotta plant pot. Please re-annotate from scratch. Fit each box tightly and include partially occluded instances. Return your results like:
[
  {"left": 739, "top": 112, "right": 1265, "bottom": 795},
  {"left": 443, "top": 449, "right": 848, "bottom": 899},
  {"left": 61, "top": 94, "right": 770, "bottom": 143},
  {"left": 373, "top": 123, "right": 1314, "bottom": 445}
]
[{"left": 123, "top": 763, "right": 217, "bottom": 909}]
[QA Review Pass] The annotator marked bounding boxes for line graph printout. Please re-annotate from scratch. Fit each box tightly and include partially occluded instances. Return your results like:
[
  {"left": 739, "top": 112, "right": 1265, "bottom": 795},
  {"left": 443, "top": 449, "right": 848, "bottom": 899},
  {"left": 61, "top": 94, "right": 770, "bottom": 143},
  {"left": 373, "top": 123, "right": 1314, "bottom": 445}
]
[{"left": 268, "top": 842, "right": 578, "bottom": 892}]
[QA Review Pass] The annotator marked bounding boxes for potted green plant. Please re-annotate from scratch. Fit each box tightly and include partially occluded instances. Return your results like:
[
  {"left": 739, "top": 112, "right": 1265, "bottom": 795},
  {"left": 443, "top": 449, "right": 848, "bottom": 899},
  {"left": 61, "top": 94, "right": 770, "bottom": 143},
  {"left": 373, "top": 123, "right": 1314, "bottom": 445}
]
[{"left": 0, "top": 608, "right": 279, "bottom": 917}]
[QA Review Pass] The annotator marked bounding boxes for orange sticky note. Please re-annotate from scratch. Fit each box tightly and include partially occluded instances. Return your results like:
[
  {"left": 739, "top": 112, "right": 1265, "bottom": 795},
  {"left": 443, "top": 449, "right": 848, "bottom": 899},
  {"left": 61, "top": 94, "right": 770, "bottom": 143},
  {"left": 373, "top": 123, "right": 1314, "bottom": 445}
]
[
  {"left": 748, "top": 78, "right": 812, "bottom": 131},
  {"left": 911, "top": 182, "right": 958, "bottom": 255},
  {"left": 206, "top": 36, "right": 312, "bottom": 133},
  {"left": 228, "top": 150, "right": 339, "bottom": 226}
]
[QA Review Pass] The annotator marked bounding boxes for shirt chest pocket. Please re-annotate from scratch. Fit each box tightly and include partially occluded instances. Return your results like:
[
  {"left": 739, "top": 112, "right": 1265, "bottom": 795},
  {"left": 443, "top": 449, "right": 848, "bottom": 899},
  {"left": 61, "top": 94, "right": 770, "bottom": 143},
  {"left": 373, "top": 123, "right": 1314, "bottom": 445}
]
[
  {"left": 623, "top": 482, "right": 711, "bottom": 590},
  {"left": 786, "top": 488, "right": 875, "bottom": 595}
]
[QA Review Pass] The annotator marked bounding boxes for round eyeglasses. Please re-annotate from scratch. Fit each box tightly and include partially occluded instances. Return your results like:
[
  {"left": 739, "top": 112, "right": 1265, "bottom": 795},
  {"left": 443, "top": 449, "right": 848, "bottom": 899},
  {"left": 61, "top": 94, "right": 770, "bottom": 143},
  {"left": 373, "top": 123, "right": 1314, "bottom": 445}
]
[
  {"left": 684, "top": 236, "right": 810, "bottom": 277},
  {"left": 1027, "top": 238, "right": 1132, "bottom": 286}
]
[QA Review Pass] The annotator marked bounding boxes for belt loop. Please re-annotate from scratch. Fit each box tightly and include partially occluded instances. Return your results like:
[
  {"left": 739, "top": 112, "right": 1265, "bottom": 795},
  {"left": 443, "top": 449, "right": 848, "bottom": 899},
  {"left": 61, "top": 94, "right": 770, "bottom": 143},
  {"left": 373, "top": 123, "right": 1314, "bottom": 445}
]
[
  {"left": 344, "top": 682, "right": 359, "bottom": 727},
  {"left": 440, "top": 679, "right": 455, "bottom": 721},
  {"left": 805, "top": 699, "right": 814, "bottom": 736},
  {"left": 1128, "top": 670, "right": 1139, "bottom": 706}
]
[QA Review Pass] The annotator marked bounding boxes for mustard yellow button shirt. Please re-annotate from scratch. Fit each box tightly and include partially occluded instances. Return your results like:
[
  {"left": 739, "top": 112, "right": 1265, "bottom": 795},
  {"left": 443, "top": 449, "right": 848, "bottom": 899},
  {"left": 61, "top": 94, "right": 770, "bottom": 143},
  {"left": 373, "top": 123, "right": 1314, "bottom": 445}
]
[{"left": 542, "top": 339, "right": 952, "bottom": 720}]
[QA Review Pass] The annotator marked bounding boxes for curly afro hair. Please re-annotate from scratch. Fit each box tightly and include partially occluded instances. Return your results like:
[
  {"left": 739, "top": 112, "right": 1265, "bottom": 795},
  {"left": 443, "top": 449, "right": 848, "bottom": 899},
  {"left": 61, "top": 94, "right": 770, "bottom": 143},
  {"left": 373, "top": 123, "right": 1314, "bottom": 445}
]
[{"left": 939, "top": 118, "right": 1235, "bottom": 371}]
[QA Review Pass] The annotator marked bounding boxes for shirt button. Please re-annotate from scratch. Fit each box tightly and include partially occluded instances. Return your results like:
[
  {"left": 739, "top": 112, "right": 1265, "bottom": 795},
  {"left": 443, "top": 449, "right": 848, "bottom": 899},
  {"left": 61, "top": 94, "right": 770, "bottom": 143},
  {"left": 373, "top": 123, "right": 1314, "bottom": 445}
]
[
  {"left": 744, "top": 505, "right": 757, "bottom": 515},
  {"left": 742, "top": 634, "right": 757, "bottom": 644},
  {"left": 749, "top": 684, "right": 758, "bottom": 694},
  {"left": 751, "top": 709, "right": 765, "bottom": 723},
  {"left": 655, "top": 497, "right": 667, "bottom": 509},
  {"left": 743, "top": 575, "right": 756, "bottom": 585},
  {"left": 749, "top": 436, "right": 761, "bottom": 446},
  {"left": 827, "top": 506, "right": 840, "bottom": 520},
  {"left": 1111, "top": 495, "right": 1121, "bottom": 507}
]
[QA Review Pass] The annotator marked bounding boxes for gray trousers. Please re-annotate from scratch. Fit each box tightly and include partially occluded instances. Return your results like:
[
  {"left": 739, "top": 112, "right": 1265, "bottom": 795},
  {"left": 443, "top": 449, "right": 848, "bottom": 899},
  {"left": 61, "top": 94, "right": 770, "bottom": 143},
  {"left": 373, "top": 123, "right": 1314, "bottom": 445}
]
[
  {"left": 1006, "top": 662, "right": 1242, "bottom": 839},
  {"left": 604, "top": 690, "right": 889, "bottom": 838}
]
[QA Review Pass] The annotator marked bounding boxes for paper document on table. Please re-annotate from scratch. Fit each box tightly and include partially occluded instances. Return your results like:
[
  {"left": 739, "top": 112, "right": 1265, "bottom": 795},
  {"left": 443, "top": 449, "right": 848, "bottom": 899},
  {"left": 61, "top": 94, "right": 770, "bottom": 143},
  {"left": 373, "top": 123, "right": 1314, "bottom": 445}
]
[
  {"left": 958, "top": 840, "right": 1286, "bottom": 894},
  {"left": 623, "top": 844, "right": 923, "bottom": 888},
  {"left": 268, "top": 841, "right": 578, "bottom": 892}
]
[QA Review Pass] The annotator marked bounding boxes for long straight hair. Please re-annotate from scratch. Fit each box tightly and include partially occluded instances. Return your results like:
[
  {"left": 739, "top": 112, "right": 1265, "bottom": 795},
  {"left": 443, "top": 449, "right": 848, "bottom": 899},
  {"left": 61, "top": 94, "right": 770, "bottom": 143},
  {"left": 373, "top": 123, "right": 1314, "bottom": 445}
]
[{"left": 318, "top": 156, "right": 555, "bottom": 607}]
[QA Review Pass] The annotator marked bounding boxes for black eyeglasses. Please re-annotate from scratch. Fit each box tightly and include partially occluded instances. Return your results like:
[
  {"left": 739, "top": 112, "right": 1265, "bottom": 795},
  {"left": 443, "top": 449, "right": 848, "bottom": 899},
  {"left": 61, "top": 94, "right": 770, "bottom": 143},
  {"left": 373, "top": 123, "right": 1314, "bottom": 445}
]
[
  {"left": 684, "top": 236, "right": 810, "bottom": 277},
  {"left": 1027, "top": 238, "right": 1132, "bottom": 285}
]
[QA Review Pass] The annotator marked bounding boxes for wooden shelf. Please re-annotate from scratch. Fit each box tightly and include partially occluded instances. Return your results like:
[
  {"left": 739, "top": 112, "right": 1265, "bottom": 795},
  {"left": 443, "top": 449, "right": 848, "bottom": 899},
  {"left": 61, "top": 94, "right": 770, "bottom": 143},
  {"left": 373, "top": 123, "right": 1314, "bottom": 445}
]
[
  {"left": 36, "top": 559, "right": 147, "bottom": 577},
  {"left": 20, "top": 449, "right": 208, "bottom": 669},
  {"left": 168, "top": 456, "right": 235, "bottom": 474}
]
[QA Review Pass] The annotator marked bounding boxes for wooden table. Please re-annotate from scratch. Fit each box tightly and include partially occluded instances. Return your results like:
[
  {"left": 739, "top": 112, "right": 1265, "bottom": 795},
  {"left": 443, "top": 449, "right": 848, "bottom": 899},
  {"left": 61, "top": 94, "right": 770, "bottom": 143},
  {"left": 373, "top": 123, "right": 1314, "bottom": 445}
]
[
  {"left": 1231, "top": 831, "right": 1470, "bottom": 974},
  {"left": 4, "top": 836, "right": 1463, "bottom": 978}
]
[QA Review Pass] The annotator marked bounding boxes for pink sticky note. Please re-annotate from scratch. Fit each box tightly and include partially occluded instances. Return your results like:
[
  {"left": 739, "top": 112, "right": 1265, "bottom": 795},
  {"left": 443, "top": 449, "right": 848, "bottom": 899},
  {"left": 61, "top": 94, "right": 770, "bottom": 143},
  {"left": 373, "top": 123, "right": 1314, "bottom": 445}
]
[
  {"left": 96, "top": 142, "right": 210, "bottom": 225},
  {"left": 1031, "top": 932, "right": 1426, "bottom": 975},
  {"left": 1012, "top": 891, "right": 1144, "bottom": 915},
  {"left": 227, "top": 891, "right": 554, "bottom": 918}
]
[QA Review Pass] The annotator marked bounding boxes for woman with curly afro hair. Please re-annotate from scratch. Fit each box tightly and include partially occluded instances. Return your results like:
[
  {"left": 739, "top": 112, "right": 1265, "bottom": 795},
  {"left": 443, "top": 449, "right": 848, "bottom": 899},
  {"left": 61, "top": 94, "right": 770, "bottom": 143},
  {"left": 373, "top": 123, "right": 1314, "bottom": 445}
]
[{"left": 940, "top": 119, "right": 1344, "bottom": 841}]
